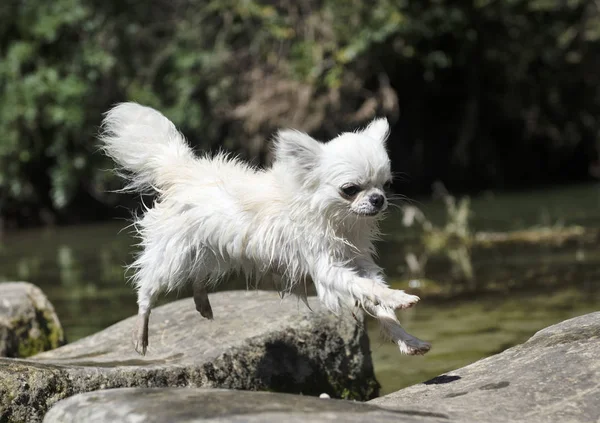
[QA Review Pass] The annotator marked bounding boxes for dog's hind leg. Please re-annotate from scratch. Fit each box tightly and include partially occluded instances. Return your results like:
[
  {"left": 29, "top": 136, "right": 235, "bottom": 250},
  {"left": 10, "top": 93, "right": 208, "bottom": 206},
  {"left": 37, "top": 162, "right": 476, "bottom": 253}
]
[
  {"left": 133, "top": 284, "right": 158, "bottom": 356},
  {"left": 192, "top": 279, "right": 213, "bottom": 320}
]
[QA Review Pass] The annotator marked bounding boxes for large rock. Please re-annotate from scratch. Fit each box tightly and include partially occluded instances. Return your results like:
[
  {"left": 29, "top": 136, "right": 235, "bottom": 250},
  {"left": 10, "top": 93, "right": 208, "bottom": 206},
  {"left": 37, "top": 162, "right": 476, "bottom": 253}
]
[
  {"left": 370, "top": 312, "right": 600, "bottom": 423},
  {"left": 0, "top": 282, "right": 65, "bottom": 358},
  {"left": 0, "top": 290, "right": 378, "bottom": 423},
  {"left": 43, "top": 387, "right": 449, "bottom": 423}
]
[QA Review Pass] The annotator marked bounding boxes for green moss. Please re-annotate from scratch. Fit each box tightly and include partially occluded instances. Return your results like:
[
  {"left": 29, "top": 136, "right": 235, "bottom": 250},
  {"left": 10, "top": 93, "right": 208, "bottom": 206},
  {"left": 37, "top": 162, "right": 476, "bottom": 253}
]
[
  {"left": 41, "top": 308, "right": 66, "bottom": 350},
  {"left": 0, "top": 360, "right": 74, "bottom": 423},
  {"left": 17, "top": 333, "right": 46, "bottom": 358},
  {"left": 326, "top": 373, "right": 380, "bottom": 401},
  {"left": 9, "top": 303, "right": 65, "bottom": 358}
]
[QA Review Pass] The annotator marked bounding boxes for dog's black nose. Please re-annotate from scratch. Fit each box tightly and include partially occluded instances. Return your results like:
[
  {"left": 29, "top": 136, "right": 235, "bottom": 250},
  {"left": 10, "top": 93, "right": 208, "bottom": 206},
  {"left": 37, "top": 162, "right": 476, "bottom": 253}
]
[{"left": 369, "top": 193, "right": 385, "bottom": 208}]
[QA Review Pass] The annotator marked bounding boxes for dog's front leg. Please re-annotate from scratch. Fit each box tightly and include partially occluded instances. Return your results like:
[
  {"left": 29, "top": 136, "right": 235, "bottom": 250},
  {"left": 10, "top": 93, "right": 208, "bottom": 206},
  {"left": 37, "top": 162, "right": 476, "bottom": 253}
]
[
  {"left": 317, "top": 256, "right": 430, "bottom": 355},
  {"left": 364, "top": 303, "right": 431, "bottom": 355},
  {"left": 313, "top": 258, "right": 418, "bottom": 311},
  {"left": 353, "top": 255, "right": 421, "bottom": 310}
]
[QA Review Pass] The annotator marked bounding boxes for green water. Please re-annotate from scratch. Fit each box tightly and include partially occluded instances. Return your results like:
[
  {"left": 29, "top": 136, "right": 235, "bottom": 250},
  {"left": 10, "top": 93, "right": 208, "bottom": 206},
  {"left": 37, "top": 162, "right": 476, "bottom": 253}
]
[{"left": 1, "top": 184, "right": 599, "bottom": 395}]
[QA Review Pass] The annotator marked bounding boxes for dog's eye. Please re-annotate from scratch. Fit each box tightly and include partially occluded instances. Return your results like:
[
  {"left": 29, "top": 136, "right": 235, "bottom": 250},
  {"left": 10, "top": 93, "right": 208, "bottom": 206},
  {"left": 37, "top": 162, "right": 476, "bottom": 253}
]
[
  {"left": 341, "top": 184, "right": 360, "bottom": 197},
  {"left": 384, "top": 180, "right": 393, "bottom": 190}
]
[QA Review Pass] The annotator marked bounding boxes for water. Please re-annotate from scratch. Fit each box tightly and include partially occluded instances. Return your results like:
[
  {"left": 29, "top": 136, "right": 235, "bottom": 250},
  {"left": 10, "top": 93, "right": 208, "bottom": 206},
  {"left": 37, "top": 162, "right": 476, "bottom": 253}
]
[{"left": 1, "top": 184, "right": 599, "bottom": 395}]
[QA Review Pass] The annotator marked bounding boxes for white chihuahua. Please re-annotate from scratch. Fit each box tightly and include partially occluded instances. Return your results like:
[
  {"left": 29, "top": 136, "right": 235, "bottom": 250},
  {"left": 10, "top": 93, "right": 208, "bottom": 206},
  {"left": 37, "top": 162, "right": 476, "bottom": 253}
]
[{"left": 100, "top": 103, "right": 431, "bottom": 356}]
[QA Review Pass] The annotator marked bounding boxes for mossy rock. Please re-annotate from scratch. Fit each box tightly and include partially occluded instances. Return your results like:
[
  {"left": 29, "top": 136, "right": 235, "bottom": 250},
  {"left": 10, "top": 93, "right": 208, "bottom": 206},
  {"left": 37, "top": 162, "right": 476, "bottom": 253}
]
[
  {"left": 0, "top": 282, "right": 65, "bottom": 358},
  {"left": 1, "top": 291, "right": 378, "bottom": 423}
]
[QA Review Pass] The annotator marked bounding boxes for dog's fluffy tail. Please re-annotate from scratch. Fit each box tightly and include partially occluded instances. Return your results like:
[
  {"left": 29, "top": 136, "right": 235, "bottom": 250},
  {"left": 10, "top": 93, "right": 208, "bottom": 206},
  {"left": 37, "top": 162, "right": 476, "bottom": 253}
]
[{"left": 99, "top": 102, "right": 196, "bottom": 192}]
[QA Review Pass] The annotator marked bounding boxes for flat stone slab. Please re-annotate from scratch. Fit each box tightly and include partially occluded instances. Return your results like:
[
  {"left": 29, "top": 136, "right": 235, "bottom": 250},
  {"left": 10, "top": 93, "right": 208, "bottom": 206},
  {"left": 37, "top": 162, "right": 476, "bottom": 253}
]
[
  {"left": 370, "top": 312, "right": 600, "bottom": 423},
  {"left": 0, "top": 290, "right": 378, "bottom": 423},
  {"left": 0, "top": 282, "right": 65, "bottom": 357},
  {"left": 43, "top": 387, "right": 449, "bottom": 423}
]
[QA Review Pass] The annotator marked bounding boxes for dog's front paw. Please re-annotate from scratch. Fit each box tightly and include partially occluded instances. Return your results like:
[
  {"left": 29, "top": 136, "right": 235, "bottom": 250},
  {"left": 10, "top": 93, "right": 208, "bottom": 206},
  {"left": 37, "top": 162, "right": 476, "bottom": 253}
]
[
  {"left": 380, "top": 289, "right": 420, "bottom": 310},
  {"left": 398, "top": 336, "right": 431, "bottom": 356}
]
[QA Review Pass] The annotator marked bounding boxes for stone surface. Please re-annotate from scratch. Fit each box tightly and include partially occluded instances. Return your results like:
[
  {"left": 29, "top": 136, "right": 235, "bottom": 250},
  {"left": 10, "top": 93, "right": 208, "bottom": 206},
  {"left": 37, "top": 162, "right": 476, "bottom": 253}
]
[
  {"left": 370, "top": 312, "right": 600, "bottom": 423},
  {"left": 0, "top": 290, "right": 378, "bottom": 423},
  {"left": 43, "top": 387, "right": 449, "bottom": 423},
  {"left": 0, "top": 282, "right": 65, "bottom": 358}
]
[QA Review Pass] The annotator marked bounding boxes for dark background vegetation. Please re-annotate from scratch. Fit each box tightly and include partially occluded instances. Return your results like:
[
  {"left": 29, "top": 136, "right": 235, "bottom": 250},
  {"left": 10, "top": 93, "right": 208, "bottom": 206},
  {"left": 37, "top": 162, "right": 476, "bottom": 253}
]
[{"left": 1, "top": 0, "right": 599, "bottom": 229}]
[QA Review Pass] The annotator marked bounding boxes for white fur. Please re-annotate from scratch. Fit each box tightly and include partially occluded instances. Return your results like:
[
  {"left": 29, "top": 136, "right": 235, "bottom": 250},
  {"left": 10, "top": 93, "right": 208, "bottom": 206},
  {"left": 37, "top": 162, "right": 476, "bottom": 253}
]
[{"left": 99, "top": 103, "right": 431, "bottom": 356}]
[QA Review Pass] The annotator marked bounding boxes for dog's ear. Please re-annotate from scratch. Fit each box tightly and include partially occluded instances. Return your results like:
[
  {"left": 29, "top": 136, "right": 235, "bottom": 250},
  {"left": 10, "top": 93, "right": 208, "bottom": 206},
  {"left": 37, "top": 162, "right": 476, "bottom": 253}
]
[
  {"left": 362, "top": 118, "right": 390, "bottom": 145},
  {"left": 274, "top": 130, "right": 321, "bottom": 172}
]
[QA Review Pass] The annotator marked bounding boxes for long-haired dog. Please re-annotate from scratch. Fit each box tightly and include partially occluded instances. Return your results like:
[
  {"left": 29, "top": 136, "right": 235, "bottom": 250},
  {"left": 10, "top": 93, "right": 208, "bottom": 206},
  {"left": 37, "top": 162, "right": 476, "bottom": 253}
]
[{"left": 100, "top": 103, "right": 431, "bottom": 356}]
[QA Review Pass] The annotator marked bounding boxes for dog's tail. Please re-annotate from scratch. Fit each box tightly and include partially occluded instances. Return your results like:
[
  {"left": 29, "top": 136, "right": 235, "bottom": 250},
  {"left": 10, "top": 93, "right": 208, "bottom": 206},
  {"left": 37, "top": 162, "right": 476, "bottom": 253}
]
[{"left": 99, "top": 102, "right": 196, "bottom": 193}]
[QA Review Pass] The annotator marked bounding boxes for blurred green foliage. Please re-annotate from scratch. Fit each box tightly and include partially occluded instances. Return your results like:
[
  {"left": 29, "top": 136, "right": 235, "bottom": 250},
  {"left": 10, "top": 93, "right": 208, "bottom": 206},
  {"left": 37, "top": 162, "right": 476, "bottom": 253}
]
[{"left": 0, "top": 0, "right": 599, "bottom": 226}]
